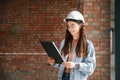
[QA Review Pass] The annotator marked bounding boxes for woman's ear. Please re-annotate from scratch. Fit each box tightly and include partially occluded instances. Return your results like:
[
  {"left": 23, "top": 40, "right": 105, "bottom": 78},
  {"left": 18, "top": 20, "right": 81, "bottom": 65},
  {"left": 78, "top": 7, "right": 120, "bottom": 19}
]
[
  {"left": 79, "top": 23, "right": 82, "bottom": 28},
  {"left": 80, "top": 23, "right": 83, "bottom": 26}
]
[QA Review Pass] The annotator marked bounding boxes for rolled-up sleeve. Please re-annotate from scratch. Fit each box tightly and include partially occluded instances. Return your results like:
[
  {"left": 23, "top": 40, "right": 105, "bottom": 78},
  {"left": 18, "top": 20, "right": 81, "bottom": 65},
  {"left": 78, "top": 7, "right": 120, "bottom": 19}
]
[{"left": 77, "top": 40, "right": 96, "bottom": 75}]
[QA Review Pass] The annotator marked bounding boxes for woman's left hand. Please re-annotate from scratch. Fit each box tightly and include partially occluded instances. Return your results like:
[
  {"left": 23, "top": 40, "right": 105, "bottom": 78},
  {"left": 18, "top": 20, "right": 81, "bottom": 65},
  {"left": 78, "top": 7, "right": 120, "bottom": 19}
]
[{"left": 62, "top": 61, "right": 77, "bottom": 68}]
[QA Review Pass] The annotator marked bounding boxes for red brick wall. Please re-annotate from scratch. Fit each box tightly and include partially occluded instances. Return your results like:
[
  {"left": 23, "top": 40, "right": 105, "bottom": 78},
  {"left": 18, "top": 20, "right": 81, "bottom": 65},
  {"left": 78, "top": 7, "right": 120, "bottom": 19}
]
[
  {"left": 0, "top": 53, "right": 58, "bottom": 80},
  {"left": 0, "top": 0, "right": 80, "bottom": 53},
  {"left": 84, "top": 0, "right": 111, "bottom": 80},
  {"left": 0, "top": 0, "right": 111, "bottom": 80}
]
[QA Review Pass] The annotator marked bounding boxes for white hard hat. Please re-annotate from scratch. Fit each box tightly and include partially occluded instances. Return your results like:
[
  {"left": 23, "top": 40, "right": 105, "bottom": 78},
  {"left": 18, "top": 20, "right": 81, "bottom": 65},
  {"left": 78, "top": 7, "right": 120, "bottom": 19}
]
[{"left": 64, "top": 10, "right": 85, "bottom": 23}]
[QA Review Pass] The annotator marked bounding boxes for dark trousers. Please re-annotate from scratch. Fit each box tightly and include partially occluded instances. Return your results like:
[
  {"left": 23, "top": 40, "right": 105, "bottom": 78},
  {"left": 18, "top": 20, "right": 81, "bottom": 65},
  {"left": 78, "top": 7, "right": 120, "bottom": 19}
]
[{"left": 62, "top": 72, "right": 70, "bottom": 80}]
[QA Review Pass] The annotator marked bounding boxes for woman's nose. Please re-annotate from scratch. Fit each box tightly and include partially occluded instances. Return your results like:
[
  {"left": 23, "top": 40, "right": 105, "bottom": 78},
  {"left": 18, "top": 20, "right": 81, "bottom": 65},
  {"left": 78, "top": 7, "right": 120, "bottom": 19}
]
[{"left": 68, "top": 27, "right": 73, "bottom": 32}]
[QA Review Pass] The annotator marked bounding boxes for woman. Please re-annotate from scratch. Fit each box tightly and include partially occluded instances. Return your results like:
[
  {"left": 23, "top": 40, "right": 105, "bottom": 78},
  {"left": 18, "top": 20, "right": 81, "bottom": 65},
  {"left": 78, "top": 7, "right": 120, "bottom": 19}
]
[{"left": 48, "top": 10, "right": 96, "bottom": 80}]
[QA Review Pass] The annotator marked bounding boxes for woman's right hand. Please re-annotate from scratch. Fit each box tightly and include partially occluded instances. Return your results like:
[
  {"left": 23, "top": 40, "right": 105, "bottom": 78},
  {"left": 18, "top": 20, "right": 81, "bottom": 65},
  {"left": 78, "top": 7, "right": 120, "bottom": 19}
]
[{"left": 48, "top": 57, "right": 55, "bottom": 65}]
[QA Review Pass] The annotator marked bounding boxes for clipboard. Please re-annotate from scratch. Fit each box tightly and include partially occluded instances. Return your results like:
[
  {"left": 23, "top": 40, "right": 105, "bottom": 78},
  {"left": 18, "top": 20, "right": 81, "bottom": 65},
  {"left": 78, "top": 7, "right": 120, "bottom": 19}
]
[{"left": 40, "top": 41, "right": 64, "bottom": 64}]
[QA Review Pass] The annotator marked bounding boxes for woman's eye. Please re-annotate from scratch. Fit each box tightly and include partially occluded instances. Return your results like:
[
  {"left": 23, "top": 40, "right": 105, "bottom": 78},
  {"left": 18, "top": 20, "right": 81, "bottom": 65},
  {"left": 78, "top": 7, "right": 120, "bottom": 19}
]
[
  {"left": 71, "top": 25, "right": 75, "bottom": 28},
  {"left": 67, "top": 24, "right": 75, "bottom": 29}
]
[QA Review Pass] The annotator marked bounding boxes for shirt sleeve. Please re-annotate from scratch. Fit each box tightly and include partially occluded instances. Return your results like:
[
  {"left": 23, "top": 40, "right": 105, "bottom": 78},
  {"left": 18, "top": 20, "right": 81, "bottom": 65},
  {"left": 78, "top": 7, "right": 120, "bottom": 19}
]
[{"left": 77, "top": 40, "right": 96, "bottom": 75}]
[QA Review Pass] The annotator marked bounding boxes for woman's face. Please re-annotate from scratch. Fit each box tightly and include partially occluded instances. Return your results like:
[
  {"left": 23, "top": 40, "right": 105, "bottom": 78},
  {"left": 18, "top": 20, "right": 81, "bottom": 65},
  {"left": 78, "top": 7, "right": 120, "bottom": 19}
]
[{"left": 67, "top": 21, "right": 81, "bottom": 37}]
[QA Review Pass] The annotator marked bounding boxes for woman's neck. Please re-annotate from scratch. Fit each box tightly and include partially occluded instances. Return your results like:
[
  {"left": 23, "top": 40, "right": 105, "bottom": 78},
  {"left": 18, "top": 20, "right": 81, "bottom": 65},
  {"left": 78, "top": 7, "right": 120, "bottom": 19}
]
[
  {"left": 72, "top": 33, "right": 79, "bottom": 40},
  {"left": 73, "top": 36, "right": 79, "bottom": 40}
]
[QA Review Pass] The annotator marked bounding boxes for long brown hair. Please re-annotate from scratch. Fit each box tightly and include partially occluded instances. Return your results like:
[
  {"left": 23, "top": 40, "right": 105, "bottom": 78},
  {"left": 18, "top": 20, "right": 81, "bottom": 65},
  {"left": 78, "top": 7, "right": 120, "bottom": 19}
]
[{"left": 62, "top": 19, "right": 87, "bottom": 57}]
